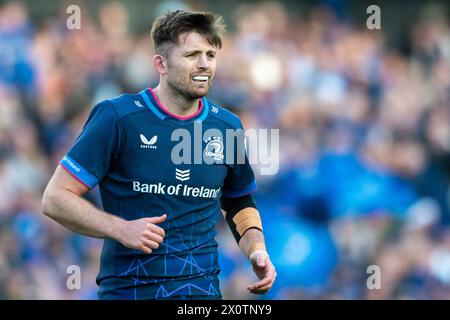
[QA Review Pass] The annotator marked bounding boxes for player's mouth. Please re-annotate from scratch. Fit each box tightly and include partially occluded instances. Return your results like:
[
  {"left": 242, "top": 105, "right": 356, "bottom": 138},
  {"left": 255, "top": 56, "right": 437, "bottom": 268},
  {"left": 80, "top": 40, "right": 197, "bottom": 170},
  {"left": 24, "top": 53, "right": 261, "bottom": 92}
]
[{"left": 192, "top": 75, "right": 209, "bottom": 83}]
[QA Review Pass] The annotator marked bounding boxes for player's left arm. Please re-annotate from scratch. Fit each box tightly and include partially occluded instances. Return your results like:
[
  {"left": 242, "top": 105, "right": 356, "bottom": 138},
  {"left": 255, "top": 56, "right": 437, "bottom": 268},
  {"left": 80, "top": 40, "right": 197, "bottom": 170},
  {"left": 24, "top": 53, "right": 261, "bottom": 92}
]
[{"left": 221, "top": 195, "right": 277, "bottom": 294}]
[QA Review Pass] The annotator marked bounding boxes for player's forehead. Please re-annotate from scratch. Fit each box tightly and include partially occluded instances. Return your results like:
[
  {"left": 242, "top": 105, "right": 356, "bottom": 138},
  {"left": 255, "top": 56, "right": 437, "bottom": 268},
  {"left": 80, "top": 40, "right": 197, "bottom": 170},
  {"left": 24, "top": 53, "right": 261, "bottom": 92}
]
[{"left": 174, "top": 31, "right": 217, "bottom": 52}]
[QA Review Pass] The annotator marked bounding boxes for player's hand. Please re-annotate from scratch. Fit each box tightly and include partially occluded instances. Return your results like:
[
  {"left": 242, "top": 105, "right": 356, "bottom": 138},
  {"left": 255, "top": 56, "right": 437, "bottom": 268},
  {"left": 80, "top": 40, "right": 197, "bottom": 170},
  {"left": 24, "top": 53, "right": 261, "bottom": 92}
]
[
  {"left": 117, "top": 214, "right": 167, "bottom": 254},
  {"left": 247, "top": 250, "right": 277, "bottom": 294}
]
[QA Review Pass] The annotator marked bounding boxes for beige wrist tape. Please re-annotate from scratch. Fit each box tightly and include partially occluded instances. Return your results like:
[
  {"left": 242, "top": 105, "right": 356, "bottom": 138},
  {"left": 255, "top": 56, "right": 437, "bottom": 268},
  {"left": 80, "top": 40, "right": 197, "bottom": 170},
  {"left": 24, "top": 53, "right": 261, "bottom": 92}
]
[{"left": 232, "top": 207, "right": 263, "bottom": 236}]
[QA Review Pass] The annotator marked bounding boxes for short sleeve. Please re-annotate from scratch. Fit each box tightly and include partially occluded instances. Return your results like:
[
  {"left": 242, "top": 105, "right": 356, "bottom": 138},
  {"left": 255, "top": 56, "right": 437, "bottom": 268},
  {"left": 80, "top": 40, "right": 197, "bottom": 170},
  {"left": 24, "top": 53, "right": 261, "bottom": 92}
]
[
  {"left": 59, "top": 100, "right": 119, "bottom": 189},
  {"left": 221, "top": 121, "right": 257, "bottom": 198}
]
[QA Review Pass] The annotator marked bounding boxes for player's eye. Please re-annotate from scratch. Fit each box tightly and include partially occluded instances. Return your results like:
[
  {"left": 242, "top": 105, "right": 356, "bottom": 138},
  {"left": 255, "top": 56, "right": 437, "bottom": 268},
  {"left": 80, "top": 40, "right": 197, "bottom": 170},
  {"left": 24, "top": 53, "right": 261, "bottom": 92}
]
[{"left": 185, "top": 52, "right": 198, "bottom": 58}]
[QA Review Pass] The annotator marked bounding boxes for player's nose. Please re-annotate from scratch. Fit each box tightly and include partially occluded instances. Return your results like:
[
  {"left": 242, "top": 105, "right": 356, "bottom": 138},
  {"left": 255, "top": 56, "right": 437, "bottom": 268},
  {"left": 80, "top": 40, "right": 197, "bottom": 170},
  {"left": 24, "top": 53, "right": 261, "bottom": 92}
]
[{"left": 197, "top": 53, "right": 210, "bottom": 69}]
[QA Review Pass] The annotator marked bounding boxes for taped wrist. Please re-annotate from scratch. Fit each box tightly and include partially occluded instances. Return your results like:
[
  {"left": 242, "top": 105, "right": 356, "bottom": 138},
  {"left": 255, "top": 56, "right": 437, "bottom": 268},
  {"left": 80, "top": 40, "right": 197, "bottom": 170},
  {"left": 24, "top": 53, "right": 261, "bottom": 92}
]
[
  {"left": 249, "top": 249, "right": 269, "bottom": 261},
  {"left": 220, "top": 194, "right": 262, "bottom": 243}
]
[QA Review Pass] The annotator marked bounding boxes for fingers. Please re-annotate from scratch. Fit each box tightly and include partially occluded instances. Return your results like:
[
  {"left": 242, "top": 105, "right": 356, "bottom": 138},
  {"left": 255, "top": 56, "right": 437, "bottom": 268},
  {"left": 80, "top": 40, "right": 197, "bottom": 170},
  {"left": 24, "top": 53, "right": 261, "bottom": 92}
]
[
  {"left": 247, "top": 275, "right": 272, "bottom": 291},
  {"left": 249, "top": 286, "right": 271, "bottom": 294},
  {"left": 147, "top": 214, "right": 167, "bottom": 224},
  {"left": 139, "top": 214, "right": 167, "bottom": 254},
  {"left": 247, "top": 262, "right": 277, "bottom": 294},
  {"left": 249, "top": 283, "right": 271, "bottom": 294},
  {"left": 148, "top": 224, "right": 165, "bottom": 238},
  {"left": 145, "top": 215, "right": 167, "bottom": 237},
  {"left": 122, "top": 215, "right": 168, "bottom": 253},
  {"left": 139, "top": 237, "right": 161, "bottom": 254},
  {"left": 248, "top": 278, "right": 275, "bottom": 294},
  {"left": 139, "top": 245, "right": 152, "bottom": 254},
  {"left": 143, "top": 231, "right": 164, "bottom": 244},
  {"left": 141, "top": 237, "right": 160, "bottom": 250}
]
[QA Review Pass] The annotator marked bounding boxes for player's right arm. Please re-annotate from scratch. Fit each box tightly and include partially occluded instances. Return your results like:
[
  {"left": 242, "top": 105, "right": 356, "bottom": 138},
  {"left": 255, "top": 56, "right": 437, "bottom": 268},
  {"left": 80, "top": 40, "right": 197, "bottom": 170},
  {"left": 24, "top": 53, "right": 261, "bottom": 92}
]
[
  {"left": 42, "top": 166, "right": 166, "bottom": 254},
  {"left": 42, "top": 99, "right": 165, "bottom": 254}
]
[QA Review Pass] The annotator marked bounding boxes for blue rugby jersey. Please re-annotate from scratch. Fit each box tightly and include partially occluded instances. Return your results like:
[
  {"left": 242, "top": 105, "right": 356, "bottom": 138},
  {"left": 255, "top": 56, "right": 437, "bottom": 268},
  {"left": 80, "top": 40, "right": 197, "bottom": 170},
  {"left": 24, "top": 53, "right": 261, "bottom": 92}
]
[{"left": 60, "top": 88, "right": 256, "bottom": 299}]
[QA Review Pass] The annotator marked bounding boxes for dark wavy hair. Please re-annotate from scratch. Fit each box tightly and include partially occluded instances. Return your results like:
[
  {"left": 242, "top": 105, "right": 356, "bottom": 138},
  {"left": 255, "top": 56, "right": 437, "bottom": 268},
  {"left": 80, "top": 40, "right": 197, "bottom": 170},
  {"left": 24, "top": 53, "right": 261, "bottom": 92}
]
[{"left": 151, "top": 10, "right": 226, "bottom": 56}]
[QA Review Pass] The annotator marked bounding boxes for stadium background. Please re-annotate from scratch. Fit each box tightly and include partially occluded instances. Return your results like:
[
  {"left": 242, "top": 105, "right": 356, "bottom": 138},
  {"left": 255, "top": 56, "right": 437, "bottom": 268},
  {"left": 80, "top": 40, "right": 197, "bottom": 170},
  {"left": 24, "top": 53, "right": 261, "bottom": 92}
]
[{"left": 0, "top": 0, "right": 449, "bottom": 299}]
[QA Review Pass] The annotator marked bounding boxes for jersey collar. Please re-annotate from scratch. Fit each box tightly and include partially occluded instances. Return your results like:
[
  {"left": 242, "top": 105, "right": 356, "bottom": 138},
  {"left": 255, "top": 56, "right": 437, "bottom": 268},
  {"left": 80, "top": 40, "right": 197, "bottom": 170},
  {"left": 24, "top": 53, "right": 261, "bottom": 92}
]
[{"left": 139, "top": 87, "right": 209, "bottom": 122}]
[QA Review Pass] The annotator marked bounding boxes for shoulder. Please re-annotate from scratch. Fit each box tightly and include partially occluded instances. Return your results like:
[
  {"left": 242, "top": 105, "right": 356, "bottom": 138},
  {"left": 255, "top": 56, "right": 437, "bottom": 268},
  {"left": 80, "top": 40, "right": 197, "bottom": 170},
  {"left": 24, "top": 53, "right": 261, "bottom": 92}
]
[
  {"left": 89, "top": 92, "right": 147, "bottom": 121},
  {"left": 207, "top": 99, "right": 243, "bottom": 129},
  {"left": 80, "top": 92, "right": 148, "bottom": 132},
  {"left": 104, "top": 93, "right": 148, "bottom": 120}
]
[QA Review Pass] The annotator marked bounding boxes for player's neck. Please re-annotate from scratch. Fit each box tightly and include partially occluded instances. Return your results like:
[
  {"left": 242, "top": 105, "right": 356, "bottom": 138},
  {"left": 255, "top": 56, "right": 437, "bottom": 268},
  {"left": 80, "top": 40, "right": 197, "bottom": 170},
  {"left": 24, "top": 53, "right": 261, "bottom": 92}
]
[{"left": 152, "top": 84, "right": 200, "bottom": 117}]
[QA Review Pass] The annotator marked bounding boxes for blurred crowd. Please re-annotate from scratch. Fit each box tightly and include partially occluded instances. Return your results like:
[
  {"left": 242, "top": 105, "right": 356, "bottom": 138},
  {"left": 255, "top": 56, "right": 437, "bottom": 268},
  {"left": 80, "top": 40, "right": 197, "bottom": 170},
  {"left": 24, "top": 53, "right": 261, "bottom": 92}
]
[{"left": 0, "top": 0, "right": 449, "bottom": 299}]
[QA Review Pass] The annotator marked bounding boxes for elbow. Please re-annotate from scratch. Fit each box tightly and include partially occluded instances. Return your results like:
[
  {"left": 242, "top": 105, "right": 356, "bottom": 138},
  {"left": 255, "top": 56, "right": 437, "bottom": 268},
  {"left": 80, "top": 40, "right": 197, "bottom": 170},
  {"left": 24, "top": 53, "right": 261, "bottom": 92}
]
[{"left": 41, "top": 187, "right": 58, "bottom": 219}]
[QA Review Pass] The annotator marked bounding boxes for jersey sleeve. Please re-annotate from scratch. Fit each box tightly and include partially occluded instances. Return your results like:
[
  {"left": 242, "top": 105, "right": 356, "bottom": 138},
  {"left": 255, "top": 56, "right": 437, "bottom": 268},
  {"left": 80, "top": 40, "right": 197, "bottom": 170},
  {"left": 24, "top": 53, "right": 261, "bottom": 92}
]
[
  {"left": 221, "top": 121, "right": 257, "bottom": 198},
  {"left": 59, "top": 100, "right": 119, "bottom": 189}
]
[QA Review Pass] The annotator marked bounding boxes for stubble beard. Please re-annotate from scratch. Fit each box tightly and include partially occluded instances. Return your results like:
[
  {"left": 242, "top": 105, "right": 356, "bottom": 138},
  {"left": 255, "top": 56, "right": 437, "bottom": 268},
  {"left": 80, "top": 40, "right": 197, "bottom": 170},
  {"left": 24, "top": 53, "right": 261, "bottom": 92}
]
[{"left": 167, "top": 77, "right": 211, "bottom": 101}]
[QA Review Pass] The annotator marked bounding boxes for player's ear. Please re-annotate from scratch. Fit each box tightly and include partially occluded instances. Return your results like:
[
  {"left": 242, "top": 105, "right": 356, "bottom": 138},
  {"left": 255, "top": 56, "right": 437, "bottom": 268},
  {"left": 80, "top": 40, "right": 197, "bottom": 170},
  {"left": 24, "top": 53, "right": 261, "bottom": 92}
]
[{"left": 153, "top": 54, "right": 168, "bottom": 75}]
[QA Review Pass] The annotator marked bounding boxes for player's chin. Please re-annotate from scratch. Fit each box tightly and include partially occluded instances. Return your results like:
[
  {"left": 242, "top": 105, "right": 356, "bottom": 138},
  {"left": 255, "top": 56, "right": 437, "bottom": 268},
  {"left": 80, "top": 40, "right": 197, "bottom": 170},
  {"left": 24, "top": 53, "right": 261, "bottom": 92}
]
[{"left": 190, "top": 87, "right": 210, "bottom": 98}]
